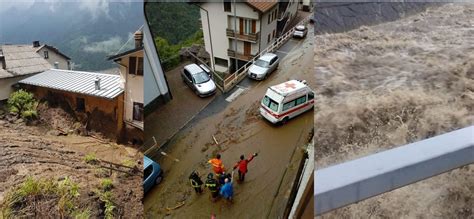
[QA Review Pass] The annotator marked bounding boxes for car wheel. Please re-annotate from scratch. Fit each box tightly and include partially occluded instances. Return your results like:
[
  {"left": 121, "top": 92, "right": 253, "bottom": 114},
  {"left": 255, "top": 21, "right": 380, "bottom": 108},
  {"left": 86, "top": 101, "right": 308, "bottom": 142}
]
[
  {"left": 281, "top": 117, "right": 289, "bottom": 125},
  {"left": 156, "top": 176, "right": 163, "bottom": 185}
]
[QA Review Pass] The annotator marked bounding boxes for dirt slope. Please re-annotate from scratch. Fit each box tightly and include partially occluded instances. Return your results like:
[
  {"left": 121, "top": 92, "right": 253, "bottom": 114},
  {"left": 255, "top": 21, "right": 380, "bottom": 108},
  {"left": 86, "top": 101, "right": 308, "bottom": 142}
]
[
  {"left": 0, "top": 117, "right": 143, "bottom": 218},
  {"left": 314, "top": 3, "right": 474, "bottom": 218}
]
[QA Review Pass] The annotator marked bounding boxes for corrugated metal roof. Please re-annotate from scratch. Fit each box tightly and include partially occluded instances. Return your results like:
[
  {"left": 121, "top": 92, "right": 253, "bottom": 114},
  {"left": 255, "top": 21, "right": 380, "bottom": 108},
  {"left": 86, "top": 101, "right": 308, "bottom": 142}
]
[
  {"left": 19, "top": 69, "right": 124, "bottom": 99},
  {"left": 0, "top": 45, "right": 52, "bottom": 79}
]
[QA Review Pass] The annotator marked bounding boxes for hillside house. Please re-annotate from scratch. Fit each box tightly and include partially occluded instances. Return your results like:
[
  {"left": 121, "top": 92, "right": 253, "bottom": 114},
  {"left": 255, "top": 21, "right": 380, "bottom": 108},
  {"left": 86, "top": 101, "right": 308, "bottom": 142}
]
[
  {"left": 0, "top": 45, "right": 52, "bottom": 101},
  {"left": 32, "top": 41, "right": 72, "bottom": 70},
  {"left": 107, "top": 31, "right": 144, "bottom": 144},
  {"left": 18, "top": 69, "right": 125, "bottom": 140},
  {"left": 197, "top": 1, "right": 279, "bottom": 73}
]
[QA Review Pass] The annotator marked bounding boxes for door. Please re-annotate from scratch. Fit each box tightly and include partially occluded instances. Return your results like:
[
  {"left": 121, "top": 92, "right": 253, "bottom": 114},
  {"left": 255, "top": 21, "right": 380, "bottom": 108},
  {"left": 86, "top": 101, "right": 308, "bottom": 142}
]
[{"left": 244, "top": 42, "right": 251, "bottom": 56}]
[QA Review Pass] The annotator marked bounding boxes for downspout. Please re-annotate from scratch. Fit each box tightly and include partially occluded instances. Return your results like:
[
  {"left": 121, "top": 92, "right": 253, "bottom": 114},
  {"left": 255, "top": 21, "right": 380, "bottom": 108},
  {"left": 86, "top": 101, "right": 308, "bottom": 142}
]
[
  {"left": 196, "top": 4, "right": 215, "bottom": 72},
  {"left": 233, "top": 0, "right": 238, "bottom": 74}
]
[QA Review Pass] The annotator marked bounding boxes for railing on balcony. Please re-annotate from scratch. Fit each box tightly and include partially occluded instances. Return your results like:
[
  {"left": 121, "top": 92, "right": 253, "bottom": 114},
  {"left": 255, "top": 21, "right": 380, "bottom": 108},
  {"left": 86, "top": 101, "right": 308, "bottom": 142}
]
[
  {"left": 227, "top": 49, "right": 255, "bottom": 62},
  {"left": 226, "top": 29, "right": 259, "bottom": 42}
]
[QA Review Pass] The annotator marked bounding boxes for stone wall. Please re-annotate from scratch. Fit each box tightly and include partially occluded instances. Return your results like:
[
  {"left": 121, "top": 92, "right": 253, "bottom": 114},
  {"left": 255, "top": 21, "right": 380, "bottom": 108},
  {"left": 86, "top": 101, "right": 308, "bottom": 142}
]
[{"left": 313, "top": 2, "right": 441, "bottom": 34}]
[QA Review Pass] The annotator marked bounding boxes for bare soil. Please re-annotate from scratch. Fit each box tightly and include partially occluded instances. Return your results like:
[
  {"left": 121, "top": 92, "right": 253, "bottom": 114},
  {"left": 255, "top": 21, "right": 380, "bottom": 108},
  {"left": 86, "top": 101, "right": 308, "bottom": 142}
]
[
  {"left": 0, "top": 108, "right": 143, "bottom": 218},
  {"left": 314, "top": 3, "right": 474, "bottom": 218}
]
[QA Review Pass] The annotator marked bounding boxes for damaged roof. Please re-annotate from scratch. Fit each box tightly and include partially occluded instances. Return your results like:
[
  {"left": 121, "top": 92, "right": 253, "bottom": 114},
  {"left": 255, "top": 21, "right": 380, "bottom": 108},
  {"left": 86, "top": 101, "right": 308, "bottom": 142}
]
[
  {"left": 246, "top": 1, "right": 278, "bottom": 13},
  {"left": 19, "top": 69, "right": 124, "bottom": 99},
  {"left": 0, "top": 45, "right": 52, "bottom": 79}
]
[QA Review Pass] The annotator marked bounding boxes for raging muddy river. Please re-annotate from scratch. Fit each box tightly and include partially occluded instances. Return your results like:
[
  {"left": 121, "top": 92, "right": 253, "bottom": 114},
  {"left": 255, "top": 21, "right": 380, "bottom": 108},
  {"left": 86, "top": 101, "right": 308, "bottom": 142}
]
[
  {"left": 144, "top": 26, "right": 315, "bottom": 217},
  {"left": 314, "top": 3, "right": 473, "bottom": 218}
]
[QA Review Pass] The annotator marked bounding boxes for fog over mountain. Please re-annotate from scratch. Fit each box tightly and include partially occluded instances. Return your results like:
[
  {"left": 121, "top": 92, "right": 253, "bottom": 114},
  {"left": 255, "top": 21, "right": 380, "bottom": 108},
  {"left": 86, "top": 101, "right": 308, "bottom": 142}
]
[{"left": 0, "top": 0, "right": 144, "bottom": 71}]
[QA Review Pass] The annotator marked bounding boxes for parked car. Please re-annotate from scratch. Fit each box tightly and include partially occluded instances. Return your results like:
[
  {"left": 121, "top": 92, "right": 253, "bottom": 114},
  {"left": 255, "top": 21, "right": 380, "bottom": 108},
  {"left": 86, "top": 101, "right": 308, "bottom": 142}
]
[
  {"left": 260, "top": 79, "right": 314, "bottom": 124},
  {"left": 143, "top": 156, "right": 163, "bottom": 194},
  {"left": 293, "top": 25, "right": 308, "bottom": 38},
  {"left": 181, "top": 63, "right": 217, "bottom": 97},
  {"left": 247, "top": 53, "right": 279, "bottom": 80}
]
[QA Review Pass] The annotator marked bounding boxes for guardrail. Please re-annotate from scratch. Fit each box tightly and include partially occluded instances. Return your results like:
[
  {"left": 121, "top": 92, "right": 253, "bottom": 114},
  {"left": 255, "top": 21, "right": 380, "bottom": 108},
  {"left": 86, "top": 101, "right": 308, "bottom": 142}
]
[
  {"left": 314, "top": 126, "right": 474, "bottom": 215},
  {"left": 222, "top": 13, "right": 313, "bottom": 93}
]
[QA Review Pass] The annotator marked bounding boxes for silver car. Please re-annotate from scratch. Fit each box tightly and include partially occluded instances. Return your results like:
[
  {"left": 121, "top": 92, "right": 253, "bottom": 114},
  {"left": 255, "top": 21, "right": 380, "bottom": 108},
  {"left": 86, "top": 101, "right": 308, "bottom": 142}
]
[
  {"left": 293, "top": 25, "right": 308, "bottom": 38},
  {"left": 247, "top": 53, "right": 279, "bottom": 80},
  {"left": 181, "top": 64, "right": 217, "bottom": 97}
]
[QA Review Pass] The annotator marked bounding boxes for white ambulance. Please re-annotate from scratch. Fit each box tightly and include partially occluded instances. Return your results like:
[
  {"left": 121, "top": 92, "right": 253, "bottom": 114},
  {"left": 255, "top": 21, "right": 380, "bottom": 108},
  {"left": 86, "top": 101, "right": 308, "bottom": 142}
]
[{"left": 260, "top": 80, "right": 314, "bottom": 124}]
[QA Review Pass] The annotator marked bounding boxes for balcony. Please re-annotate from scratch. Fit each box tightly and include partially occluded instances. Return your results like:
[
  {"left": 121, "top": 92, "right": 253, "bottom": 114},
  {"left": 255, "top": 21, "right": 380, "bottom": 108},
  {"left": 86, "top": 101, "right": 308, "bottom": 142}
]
[
  {"left": 227, "top": 49, "right": 255, "bottom": 62},
  {"left": 226, "top": 29, "right": 259, "bottom": 42}
]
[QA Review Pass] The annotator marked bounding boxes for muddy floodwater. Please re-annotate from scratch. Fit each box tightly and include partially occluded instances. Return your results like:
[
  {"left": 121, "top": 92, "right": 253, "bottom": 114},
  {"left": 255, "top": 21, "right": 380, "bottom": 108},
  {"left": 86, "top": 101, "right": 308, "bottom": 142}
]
[
  {"left": 144, "top": 27, "right": 315, "bottom": 218},
  {"left": 314, "top": 3, "right": 473, "bottom": 218}
]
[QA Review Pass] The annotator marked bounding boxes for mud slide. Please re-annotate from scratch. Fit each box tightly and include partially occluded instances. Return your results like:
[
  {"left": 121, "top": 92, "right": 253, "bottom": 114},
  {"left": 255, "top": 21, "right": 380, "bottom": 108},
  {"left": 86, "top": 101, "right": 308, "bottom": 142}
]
[
  {"left": 314, "top": 3, "right": 474, "bottom": 218},
  {"left": 0, "top": 115, "right": 143, "bottom": 218}
]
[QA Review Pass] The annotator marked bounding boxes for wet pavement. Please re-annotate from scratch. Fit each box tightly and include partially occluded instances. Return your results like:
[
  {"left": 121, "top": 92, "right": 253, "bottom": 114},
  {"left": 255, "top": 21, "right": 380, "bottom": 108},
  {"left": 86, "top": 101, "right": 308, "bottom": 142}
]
[
  {"left": 144, "top": 23, "right": 315, "bottom": 218},
  {"left": 144, "top": 61, "right": 218, "bottom": 149}
]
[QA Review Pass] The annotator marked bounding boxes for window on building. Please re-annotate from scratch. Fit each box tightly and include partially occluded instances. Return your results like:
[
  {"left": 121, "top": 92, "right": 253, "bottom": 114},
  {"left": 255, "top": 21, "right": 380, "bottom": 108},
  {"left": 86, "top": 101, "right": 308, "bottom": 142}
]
[
  {"left": 215, "top": 57, "right": 228, "bottom": 67},
  {"left": 240, "top": 18, "right": 255, "bottom": 34},
  {"left": 273, "top": 29, "right": 276, "bottom": 38},
  {"left": 224, "top": 0, "right": 231, "bottom": 12},
  {"left": 76, "top": 97, "right": 85, "bottom": 112},
  {"left": 133, "top": 102, "right": 144, "bottom": 121},
  {"left": 268, "top": 13, "right": 271, "bottom": 24},
  {"left": 137, "top": 57, "right": 143, "bottom": 75},
  {"left": 267, "top": 34, "right": 271, "bottom": 43},
  {"left": 44, "top": 51, "right": 49, "bottom": 59},
  {"left": 129, "top": 57, "right": 136, "bottom": 74},
  {"left": 128, "top": 56, "right": 143, "bottom": 76}
]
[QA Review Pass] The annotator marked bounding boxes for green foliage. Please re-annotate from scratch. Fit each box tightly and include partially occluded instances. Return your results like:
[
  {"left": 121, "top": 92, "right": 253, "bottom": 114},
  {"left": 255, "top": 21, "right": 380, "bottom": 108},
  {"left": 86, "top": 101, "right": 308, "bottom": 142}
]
[
  {"left": 7, "top": 90, "right": 38, "bottom": 120},
  {"left": 2, "top": 176, "right": 81, "bottom": 218},
  {"left": 100, "top": 178, "right": 114, "bottom": 191},
  {"left": 121, "top": 159, "right": 136, "bottom": 168},
  {"left": 145, "top": 2, "right": 201, "bottom": 45},
  {"left": 155, "top": 30, "right": 204, "bottom": 71},
  {"left": 71, "top": 208, "right": 92, "bottom": 219},
  {"left": 96, "top": 190, "right": 116, "bottom": 219},
  {"left": 84, "top": 153, "right": 97, "bottom": 164}
]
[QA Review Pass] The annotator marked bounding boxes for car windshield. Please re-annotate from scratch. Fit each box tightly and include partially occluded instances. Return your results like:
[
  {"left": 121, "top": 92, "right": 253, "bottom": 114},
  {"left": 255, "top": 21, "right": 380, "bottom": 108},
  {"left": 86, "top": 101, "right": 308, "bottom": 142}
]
[
  {"left": 144, "top": 165, "right": 153, "bottom": 180},
  {"left": 296, "top": 26, "right": 305, "bottom": 31},
  {"left": 262, "top": 95, "right": 279, "bottom": 112},
  {"left": 254, "top": 59, "right": 269, "bottom": 68},
  {"left": 192, "top": 71, "right": 210, "bottom": 84}
]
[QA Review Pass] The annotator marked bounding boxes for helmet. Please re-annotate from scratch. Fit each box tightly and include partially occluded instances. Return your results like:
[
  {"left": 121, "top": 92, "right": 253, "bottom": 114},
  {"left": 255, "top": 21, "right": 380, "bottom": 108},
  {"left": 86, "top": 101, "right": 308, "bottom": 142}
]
[{"left": 207, "top": 173, "right": 214, "bottom": 179}]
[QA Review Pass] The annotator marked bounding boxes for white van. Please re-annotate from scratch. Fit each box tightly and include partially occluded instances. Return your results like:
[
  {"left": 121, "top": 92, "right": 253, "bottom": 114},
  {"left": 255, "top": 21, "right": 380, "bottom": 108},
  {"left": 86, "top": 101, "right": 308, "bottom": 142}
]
[{"left": 260, "top": 80, "right": 314, "bottom": 124}]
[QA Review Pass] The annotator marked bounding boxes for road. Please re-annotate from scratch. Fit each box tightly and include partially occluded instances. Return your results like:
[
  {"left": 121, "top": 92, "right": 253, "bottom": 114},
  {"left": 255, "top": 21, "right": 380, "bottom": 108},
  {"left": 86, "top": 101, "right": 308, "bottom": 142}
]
[{"left": 144, "top": 25, "right": 315, "bottom": 218}]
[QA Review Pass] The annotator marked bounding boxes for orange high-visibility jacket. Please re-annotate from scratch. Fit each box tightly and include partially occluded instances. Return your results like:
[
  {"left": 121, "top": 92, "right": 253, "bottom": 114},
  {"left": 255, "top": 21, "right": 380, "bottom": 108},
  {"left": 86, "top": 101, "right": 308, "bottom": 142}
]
[{"left": 208, "top": 158, "right": 224, "bottom": 174}]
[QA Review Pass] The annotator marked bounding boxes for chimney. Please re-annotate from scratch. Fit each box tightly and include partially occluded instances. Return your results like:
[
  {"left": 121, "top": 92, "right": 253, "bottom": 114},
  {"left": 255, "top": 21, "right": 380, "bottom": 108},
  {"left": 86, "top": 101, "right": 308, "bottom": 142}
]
[
  {"left": 94, "top": 77, "right": 101, "bottom": 90},
  {"left": 0, "top": 49, "right": 5, "bottom": 69},
  {"left": 33, "top": 41, "right": 40, "bottom": 47},
  {"left": 54, "top": 62, "right": 59, "bottom": 69},
  {"left": 134, "top": 30, "right": 143, "bottom": 48}
]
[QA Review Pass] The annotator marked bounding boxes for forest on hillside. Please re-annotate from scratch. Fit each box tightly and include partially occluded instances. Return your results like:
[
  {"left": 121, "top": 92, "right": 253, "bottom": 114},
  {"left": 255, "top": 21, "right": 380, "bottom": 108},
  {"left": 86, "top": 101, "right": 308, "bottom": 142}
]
[{"left": 145, "top": 2, "right": 204, "bottom": 70}]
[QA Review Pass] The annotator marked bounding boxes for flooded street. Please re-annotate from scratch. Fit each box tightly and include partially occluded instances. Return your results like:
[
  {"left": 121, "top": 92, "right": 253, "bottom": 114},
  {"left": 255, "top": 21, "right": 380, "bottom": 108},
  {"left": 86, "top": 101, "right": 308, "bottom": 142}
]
[
  {"left": 314, "top": 3, "right": 473, "bottom": 218},
  {"left": 144, "top": 26, "right": 314, "bottom": 218}
]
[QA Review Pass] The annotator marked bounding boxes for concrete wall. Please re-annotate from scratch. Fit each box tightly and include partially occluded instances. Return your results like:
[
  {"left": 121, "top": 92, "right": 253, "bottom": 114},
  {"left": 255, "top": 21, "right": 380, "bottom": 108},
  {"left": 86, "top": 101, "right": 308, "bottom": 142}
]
[
  {"left": 0, "top": 75, "right": 30, "bottom": 101},
  {"left": 313, "top": 2, "right": 438, "bottom": 34},
  {"left": 37, "top": 47, "right": 69, "bottom": 70}
]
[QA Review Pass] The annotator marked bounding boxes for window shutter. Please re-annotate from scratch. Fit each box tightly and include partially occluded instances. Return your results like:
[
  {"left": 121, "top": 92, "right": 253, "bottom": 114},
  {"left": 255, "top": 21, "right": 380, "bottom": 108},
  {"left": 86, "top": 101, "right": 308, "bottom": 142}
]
[
  {"left": 129, "top": 57, "right": 137, "bottom": 74},
  {"left": 252, "top": 20, "right": 256, "bottom": 33}
]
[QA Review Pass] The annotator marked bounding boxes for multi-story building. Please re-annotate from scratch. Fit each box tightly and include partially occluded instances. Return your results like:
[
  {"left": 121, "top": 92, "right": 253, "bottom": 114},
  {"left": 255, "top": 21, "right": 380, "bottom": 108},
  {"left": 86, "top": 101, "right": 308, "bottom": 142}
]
[{"left": 198, "top": 1, "right": 279, "bottom": 73}]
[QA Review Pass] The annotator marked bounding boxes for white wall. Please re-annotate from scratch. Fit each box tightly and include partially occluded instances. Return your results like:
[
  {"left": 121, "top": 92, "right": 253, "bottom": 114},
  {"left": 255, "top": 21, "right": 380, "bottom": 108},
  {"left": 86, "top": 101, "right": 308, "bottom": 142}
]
[
  {"left": 143, "top": 23, "right": 169, "bottom": 106},
  {"left": 286, "top": 0, "right": 299, "bottom": 21},
  {"left": 37, "top": 47, "right": 69, "bottom": 70},
  {"left": 0, "top": 75, "right": 29, "bottom": 101},
  {"left": 118, "top": 50, "right": 144, "bottom": 123},
  {"left": 260, "top": 6, "right": 278, "bottom": 50},
  {"left": 201, "top": 2, "right": 260, "bottom": 71}
]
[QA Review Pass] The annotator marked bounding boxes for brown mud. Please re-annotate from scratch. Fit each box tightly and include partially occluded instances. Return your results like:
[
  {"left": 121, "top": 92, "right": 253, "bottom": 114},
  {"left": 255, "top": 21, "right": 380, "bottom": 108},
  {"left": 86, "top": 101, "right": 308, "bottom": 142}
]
[{"left": 314, "top": 3, "right": 474, "bottom": 218}]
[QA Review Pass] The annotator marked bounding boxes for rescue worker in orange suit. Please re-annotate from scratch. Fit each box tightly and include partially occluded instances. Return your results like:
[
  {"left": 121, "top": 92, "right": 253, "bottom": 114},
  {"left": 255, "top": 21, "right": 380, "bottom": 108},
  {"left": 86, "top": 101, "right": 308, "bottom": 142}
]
[
  {"left": 208, "top": 154, "right": 225, "bottom": 175},
  {"left": 233, "top": 153, "right": 258, "bottom": 183}
]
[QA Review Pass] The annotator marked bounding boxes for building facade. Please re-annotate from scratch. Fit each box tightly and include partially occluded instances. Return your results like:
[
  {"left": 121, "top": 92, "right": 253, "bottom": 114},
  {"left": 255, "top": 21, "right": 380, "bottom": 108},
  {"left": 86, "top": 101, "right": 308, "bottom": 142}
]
[
  {"left": 33, "top": 41, "right": 72, "bottom": 70},
  {"left": 199, "top": 1, "right": 278, "bottom": 73}
]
